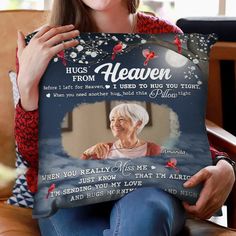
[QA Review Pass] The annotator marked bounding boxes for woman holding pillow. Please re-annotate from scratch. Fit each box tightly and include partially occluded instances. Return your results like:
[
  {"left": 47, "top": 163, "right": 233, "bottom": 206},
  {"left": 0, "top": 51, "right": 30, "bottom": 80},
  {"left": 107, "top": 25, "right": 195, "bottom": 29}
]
[{"left": 15, "top": 0, "right": 235, "bottom": 235}]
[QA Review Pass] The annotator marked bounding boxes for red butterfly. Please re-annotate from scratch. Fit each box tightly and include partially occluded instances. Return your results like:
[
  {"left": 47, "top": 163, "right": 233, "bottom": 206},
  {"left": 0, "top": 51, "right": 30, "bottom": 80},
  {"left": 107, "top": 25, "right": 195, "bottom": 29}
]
[
  {"left": 46, "top": 183, "right": 56, "bottom": 199},
  {"left": 142, "top": 49, "right": 158, "bottom": 66},
  {"left": 57, "top": 50, "right": 67, "bottom": 66},
  {"left": 174, "top": 35, "right": 182, "bottom": 54},
  {"left": 111, "top": 42, "right": 124, "bottom": 60},
  {"left": 165, "top": 158, "right": 179, "bottom": 173}
]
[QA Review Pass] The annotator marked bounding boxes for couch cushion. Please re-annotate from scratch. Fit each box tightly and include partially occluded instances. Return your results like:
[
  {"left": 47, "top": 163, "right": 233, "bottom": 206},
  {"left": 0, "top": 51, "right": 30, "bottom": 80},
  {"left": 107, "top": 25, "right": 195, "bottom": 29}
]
[
  {"left": 176, "top": 17, "right": 236, "bottom": 136},
  {"left": 176, "top": 17, "right": 236, "bottom": 41},
  {"left": 0, "top": 200, "right": 40, "bottom": 236}
]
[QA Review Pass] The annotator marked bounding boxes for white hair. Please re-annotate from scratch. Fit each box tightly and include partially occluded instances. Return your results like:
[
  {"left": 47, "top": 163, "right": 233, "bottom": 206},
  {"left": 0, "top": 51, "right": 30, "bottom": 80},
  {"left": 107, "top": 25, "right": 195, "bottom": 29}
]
[{"left": 109, "top": 103, "right": 149, "bottom": 134}]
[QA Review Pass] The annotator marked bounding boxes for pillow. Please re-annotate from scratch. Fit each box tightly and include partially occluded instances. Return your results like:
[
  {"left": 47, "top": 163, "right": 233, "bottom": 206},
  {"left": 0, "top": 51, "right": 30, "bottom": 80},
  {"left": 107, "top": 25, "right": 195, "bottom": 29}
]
[
  {"left": 25, "top": 32, "right": 217, "bottom": 218},
  {"left": 8, "top": 70, "right": 19, "bottom": 108},
  {"left": 7, "top": 71, "right": 34, "bottom": 208},
  {"left": 7, "top": 146, "right": 34, "bottom": 208}
]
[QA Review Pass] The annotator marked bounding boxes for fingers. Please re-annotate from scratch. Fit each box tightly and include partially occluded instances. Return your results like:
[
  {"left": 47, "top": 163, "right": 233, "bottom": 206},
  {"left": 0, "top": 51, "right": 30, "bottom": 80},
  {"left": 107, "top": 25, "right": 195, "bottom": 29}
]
[
  {"left": 85, "top": 144, "right": 110, "bottom": 160},
  {"left": 32, "top": 25, "right": 52, "bottom": 38},
  {"left": 51, "top": 39, "right": 79, "bottom": 55},
  {"left": 183, "top": 168, "right": 212, "bottom": 218},
  {"left": 46, "top": 29, "right": 79, "bottom": 47},
  {"left": 182, "top": 202, "right": 204, "bottom": 218},
  {"left": 183, "top": 164, "right": 235, "bottom": 219},
  {"left": 184, "top": 167, "right": 211, "bottom": 188},
  {"left": 182, "top": 194, "right": 207, "bottom": 218},
  {"left": 95, "top": 144, "right": 110, "bottom": 159},
  {"left": 183, "top": 166, "right": 223, "bottom": 219},
  {"left": 17, "top": 31, "right": 26, "bottom": 57},
  {"left": 40, "top": 25, "right": 76, "bottom": 42},
  {"left": 182, "top": 185, "right": 211, "bottom": 219},
  {"left": 183, "top": 201, "right": 218, "bottom": 219},
  {"left": 32, "top": 25, "right": 79, "bottom": 57}
]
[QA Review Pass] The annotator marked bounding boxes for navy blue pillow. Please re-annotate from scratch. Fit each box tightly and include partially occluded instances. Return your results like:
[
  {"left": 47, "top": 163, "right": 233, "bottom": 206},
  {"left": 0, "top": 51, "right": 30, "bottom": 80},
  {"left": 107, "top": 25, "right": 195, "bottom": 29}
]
[{"left": 25, "top": 32, "right": 218, "bottom": 218}]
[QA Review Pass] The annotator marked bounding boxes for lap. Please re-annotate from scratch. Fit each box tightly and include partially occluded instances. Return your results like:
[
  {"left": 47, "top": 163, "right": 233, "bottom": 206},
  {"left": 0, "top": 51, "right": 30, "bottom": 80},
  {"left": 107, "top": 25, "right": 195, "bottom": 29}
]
[
  {"left": 38, "top": 202, "right": 112, "bottom": 236},
  {"left": 106, "top": 187, "right": 185, "bottom": 236},
  {"left": 38, "top": 187, "right": 185, "bottom": 236}
]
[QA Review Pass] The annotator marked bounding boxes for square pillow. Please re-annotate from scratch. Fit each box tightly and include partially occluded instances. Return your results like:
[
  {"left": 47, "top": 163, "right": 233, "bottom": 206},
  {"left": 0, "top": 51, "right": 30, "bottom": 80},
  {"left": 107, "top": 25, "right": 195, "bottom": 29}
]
[
  {"left": 24, "top": 32, "right": 218, "bottom": 218},
  {"left": 8, "top": 71, "right": 19, "bottom": 108},
  {"left": 7, "top": 146, "right": 34, "bottom": 208}
]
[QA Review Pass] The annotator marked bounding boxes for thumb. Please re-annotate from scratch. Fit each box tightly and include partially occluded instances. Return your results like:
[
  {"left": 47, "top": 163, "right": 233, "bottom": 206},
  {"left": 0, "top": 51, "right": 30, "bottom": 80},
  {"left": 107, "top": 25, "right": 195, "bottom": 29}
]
[
  {"left": 17, "top": 31, "right": 26, "bottom": 57},
  {"left": 184, "top": 168, "right": 210, "bottom": 188}
]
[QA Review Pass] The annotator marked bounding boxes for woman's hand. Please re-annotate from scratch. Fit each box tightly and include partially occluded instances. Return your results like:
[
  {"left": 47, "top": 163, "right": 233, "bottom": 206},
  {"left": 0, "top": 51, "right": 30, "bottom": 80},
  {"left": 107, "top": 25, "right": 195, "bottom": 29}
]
[
  {"left": 83, "top": 143, "right": 110, "bottom": 160},
  {"left": 183, "top": 160, "right": 235, "bottom": 219},
  {"left": 17, "top": 25, "right": 79, "bottom": 111}
]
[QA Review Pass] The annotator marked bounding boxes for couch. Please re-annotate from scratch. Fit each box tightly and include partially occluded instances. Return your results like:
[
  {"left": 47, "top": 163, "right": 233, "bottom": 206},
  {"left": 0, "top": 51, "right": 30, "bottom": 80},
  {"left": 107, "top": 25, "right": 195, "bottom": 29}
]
[
  {"left": 176, "top": 17, "right": 236, "bottom": 136},
  {"left": 0, "top": 10, "right": 236, "bottom": 236}
]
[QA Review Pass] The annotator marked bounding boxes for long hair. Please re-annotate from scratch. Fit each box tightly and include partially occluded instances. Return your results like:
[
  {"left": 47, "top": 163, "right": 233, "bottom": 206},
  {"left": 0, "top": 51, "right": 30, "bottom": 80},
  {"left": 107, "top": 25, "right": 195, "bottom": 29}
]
[{"left": 49, "top": 0, "right": 140, "bottom": 32}]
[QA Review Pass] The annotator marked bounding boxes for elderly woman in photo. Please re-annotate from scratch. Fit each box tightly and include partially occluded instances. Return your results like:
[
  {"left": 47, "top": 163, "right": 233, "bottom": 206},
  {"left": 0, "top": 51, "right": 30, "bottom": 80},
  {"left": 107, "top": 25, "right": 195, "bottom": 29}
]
[{"left": 81, "top": 103, "right": 160, "bottom": 160}]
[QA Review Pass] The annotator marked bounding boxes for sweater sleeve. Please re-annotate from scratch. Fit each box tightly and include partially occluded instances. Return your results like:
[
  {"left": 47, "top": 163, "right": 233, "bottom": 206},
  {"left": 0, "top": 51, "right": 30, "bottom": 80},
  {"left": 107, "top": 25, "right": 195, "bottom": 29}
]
[
  {"left": 15, "top": 101, "right": 39, "bottom": 168},
  {"left": 15, "top": 102, "right": 39, "bottom": 193},
  {"left": 14, "top": 51, "right": 39, "bottom": 193}
]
